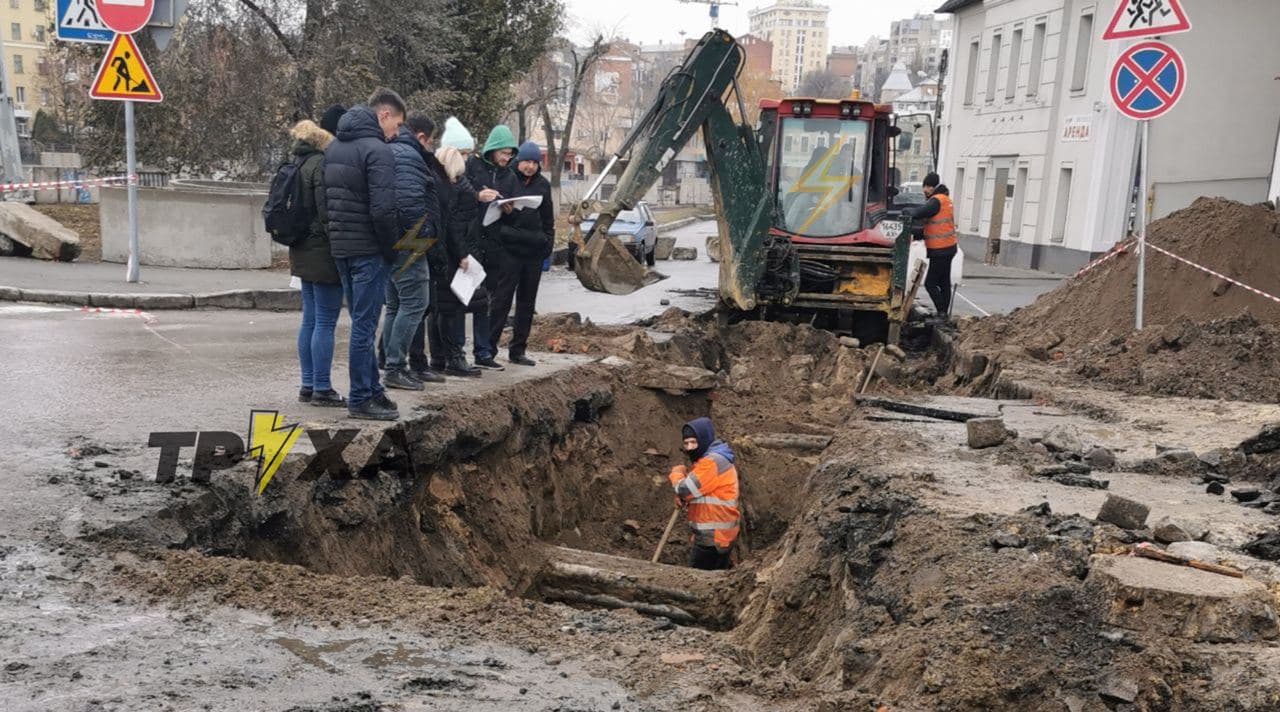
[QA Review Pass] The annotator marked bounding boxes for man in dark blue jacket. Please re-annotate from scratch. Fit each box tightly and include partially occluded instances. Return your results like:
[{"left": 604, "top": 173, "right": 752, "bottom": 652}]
[
  {"left": 325, "top": 88, "right": 404, "bottom": 420},
  {"left": 382, "top": 120, "right": 442, "bottom": 391},
  {"left": 488, "top": 140, "right": 554, "bottom": 367}
]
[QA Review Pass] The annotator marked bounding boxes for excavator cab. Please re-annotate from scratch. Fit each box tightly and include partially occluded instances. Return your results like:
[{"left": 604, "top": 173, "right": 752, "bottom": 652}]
[{"left": 754, "top": 98, "right": 911, "bottom": 341}]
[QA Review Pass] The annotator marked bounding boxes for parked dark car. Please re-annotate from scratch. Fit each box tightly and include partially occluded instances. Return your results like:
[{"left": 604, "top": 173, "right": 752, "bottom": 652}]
[{"left": 579, "top": 201, "right": 658, "bottom": 266}]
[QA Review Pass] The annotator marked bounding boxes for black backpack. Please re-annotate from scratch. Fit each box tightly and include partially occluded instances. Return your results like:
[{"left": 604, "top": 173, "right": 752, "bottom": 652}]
[{"left": 263, "top": 157, "right": 312, "bottom": 246}]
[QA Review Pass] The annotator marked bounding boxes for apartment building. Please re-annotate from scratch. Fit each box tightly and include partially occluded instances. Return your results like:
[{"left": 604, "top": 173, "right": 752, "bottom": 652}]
[
  {"left": 747, "top": 0, "right": 830, "bottom": 93},
  {"left": 2, "top": 0, "right": 53, "bottom": 135}
]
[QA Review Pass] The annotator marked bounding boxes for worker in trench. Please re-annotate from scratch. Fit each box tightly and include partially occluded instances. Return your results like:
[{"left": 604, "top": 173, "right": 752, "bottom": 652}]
[
  {"left": 906, "top": 172, "right": 959, "bottom": 318},
  {"left": 667, "top": 418, "right": 741, "bottom": 570}
]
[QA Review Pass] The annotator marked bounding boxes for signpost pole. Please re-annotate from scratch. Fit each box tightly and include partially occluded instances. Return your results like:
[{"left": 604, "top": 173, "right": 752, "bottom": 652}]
[
  {"left": 125, "top": 99, "right": 140, "bottom": 283},
  {"left": 1135, "top": 119, "right": 1148, "bottom": 330}
]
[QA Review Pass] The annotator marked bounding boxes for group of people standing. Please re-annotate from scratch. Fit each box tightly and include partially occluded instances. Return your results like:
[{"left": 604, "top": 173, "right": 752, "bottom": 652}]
[{"left": 286, "top": 88, "right": 554, "bottom": 421}]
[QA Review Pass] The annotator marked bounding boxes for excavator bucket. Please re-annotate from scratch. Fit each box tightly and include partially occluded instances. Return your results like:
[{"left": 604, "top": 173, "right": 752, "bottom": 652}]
[{"left": 574, "top": 234, "right": 665, "bottom": 295}]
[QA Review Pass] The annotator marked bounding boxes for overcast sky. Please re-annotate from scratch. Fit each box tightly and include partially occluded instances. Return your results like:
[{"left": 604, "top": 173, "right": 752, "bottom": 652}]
[{"left": 561, "top": 0, "right": 946, "bottom": 48}]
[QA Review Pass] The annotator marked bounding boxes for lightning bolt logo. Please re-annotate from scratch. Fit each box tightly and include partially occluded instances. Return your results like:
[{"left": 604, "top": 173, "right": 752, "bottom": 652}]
[
  {"left": 247, "top": 410, "right": 303, "bottom": 495},
  {"left": 393, "top": 213, "right": 438, "bottom": 277},
  {"left": 791, "top": 136, "right": 863, "bottom": 235}
]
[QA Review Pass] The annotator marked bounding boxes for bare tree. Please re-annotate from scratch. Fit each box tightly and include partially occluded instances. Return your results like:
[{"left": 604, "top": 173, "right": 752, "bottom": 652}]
[
  {"left": 540, "top": 34, "right": 608, "bottom": 190},
  {"left": 510, "top": 53, "right": 562, "bottom": 144},
  {"left": 797, "top": 69, "right": 852, "bottom": 100}
]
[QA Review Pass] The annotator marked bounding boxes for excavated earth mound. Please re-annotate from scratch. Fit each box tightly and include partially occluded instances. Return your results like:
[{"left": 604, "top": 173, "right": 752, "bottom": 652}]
[{"left": 962, "top": 198, "right": 1280, "bottom": 401}]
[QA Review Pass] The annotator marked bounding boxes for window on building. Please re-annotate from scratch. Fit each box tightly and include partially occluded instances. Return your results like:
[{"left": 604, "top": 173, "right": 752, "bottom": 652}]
[
  {"left": 33, "top": 25, "right": 44, "bottom": 41},
  {"left": 9, "top": 0, "right": 18, "bottom": 9},
  {"left": 15, "top": 86, "right": 24, "bottom": 103},
  {"left": 964, "top": 40, "right": 979, "bottom": 105},
  {"left": 1070, "top": 13, "right": 1094, "bottom": 92},
  {"left": 40, "top": 88, "right": 50, "bottom": 104},
  {"left": 1006, "top": 28, "right": 1023, "bottom": 101},
  {"left": 1010, "top": 166, "right": 1028, "bottom": 237},
  {"left": 10, "top": 23, "right": 19, "bottom": 42},
  {"left": 972, "top": 166, "right": 987, "bottom": 231},
  {"left": 34, "top": 0, "right": 47, "bottom": 9},
  {"left": 1028, "top": 21, "right": 1046, "bottom": 98},
  {"left": 954, "top": 167, "right": 965, "bottom": 216},
  {"left": 985, "top": 32, "right": 1001, "bottom": 103},
  {"left": 13, "top": 54, "right": 23, "bottom": 74},
  {"left": 1051, "top": 167, "right": 1074, "bottom": 242}
]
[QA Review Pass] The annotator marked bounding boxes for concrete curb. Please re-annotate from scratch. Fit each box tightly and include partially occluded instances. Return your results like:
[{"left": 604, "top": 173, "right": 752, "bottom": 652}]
[{"left": 0, "top": 286, "right": 302, "bottom": 311}]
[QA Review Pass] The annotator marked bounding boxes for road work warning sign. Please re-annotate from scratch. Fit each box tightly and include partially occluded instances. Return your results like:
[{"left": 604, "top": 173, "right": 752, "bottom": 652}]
[{"left": 89, "top": 33, "right": 163, "bottom": 102}]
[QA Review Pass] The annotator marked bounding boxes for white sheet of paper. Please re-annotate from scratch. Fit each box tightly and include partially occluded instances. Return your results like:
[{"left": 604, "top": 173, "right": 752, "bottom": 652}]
[
  {"left": 449, "top": 255, "right": 487, "bottom": 306},
  {"left": 482, "top": 195, "right": 543, "bottom": 227},
  {"left": 289, "top": 276, "right": 302, "bottom": 289}
]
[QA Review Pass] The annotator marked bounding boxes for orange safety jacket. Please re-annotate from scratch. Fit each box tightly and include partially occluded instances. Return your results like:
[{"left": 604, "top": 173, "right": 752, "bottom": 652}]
[
  {"left": 668, "top": 452, "right": 740, "bottom": 552},
  {"left": 923, "top": 192, "right": 958, "bottom": 251}
]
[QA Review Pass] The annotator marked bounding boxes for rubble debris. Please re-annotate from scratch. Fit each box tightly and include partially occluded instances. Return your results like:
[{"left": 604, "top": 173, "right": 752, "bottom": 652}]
[
  {"left": 1087, "top": 554, "right": 1279, "bottom": 642},
  {"left": 1096, "top": 495, "right": 1150, "bottom": 530},
  {"left": 653, "top": 236, "right": 677, "bottom": 260},
  {"left": 1084, "top": 447, "right": 1117, "bottom": 470},
  {"left": 1207, "top": 482, "right": 1226, "bottom": 495},
  {"left": 1152, "top": 517, "right": 1205, "bottom": 544},
  {"left": 1040, "top": 425, "right": 1085, "bottom": 455},
  {"left": 1097, "top": 674, "right": 1140, "bottom": 704},
  {"left": 1051, "top": 474, "right": 1109, "bottom": 490},
  {"left": 1241, "top": 424, "right": 1280, "bottom": 455},
  {"left": 884, "top": 344, "right": 907, "bottom": 361},
  {"left": 839, "top": 336, "right": 861, "bottom": 349},
  {"left": 670, "top": 247, "right": 698, "bottom": 261},
  {"left": 966, "top": 417, "right": 1011, "bottom": 449},
  {"left": 634, "top": 365, "right": 719, "bottom": 392},
  {"left": 0, "top": 202, "right": 82, "bottom": 261},
  {"left": 1244, "top": 532, "right": 1280, "bottom": 562},
  {"left": 991, "top": 532, "right": 1027, "bottom": 549},
  {"left": 1232, "top": 489, "right": 1263, "bottom": 503}
]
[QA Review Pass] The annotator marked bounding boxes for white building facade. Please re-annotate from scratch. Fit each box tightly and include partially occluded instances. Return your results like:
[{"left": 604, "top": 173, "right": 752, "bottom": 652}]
[
  {"left": 936, "top": 0, "right": 1280, "bottom": 273},
  {"left": 747, "top": 0, "right": 831, "bottom": 94}
]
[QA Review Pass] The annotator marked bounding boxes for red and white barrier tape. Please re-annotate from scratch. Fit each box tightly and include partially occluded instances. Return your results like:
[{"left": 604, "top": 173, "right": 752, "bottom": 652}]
[
  {"left": 0, "top": 175, "right": 133, "bottom": 194},
  {"left": 78, "top": 305, "right": 157, "bottom": 323},
  {"left": 1146, "top": 242, "right": 1280, "bottom": 307},
  {"left": 1072, "top": 239, "right": 1134, "bottom": 279}
]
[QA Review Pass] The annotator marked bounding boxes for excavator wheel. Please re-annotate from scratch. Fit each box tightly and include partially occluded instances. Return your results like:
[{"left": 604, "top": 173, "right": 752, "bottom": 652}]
[{"left": 574, "top": 233, "right": 665, "bottom": 295}]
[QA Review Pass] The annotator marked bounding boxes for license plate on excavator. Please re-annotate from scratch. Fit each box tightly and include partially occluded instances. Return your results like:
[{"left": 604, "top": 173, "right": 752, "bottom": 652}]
[{"left": 879, "top": 220, "right": 904, "bottom": 240}]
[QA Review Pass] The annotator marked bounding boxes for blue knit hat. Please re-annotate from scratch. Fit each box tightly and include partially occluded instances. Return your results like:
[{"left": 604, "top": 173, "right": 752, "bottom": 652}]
[{"left": 515, "top": 140, "right": 542, "bottom": 167}]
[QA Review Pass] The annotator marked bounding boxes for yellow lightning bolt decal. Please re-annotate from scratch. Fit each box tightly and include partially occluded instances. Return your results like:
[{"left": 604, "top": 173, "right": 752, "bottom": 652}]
[
  {"left": 247, "top": 410, "right": 303, "bottom": 495},
  {"left": 790, "top": 137, "right": 863, "bottom": 235},
  {"left": 393, "top": 213, "right": 438, "bottom": 277}
]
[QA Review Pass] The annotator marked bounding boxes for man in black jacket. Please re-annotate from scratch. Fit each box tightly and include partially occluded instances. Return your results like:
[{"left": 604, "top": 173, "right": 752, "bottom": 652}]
[
  {"left": 464, "top": 125, "right": 520, "bottom": 370},
  {"left": 325, "top": 88, "right": 404, "bottom": 420},
  {"left": 487, "top": 140, "right": 554, "bottom": 366}
]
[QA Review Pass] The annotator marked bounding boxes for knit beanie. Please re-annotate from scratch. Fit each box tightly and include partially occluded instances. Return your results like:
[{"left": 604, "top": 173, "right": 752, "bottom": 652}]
[
  {"left": 440, "top": 116, "right": 475, "bottom": 152},
  {"left": 515, "top": 140, "right": 542, "bottom": 168},
  {"left": 320, "top": 104, "right": 346, "bottom": 135}
]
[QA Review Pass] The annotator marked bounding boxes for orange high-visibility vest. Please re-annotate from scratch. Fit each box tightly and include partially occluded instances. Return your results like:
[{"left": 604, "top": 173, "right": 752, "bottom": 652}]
[
  {"left": 923, "top": 192, "right": 958, "bottom": 251},
  {"left": 668, "top": 453, "right": 740, "bottom": 552}
]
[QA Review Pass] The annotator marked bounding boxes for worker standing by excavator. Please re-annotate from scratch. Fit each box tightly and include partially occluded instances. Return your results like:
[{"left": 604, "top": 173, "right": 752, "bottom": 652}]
[
  {"left": 906, "top": 172, "right": 958, "bottom": 318},
  {"left": 667, "top": 418, "right": 740, "bottom": 570}
]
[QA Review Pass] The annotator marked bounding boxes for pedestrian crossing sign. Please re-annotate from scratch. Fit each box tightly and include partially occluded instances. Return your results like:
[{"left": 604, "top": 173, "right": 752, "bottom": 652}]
[{"left": 89, "top": 33, "right": 163, "bottom": 102}]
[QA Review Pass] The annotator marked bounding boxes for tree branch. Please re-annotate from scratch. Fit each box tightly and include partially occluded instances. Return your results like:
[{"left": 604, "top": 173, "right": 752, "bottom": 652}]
[{"left": 236, "top": 0, "right": 298, "bottom": 59}]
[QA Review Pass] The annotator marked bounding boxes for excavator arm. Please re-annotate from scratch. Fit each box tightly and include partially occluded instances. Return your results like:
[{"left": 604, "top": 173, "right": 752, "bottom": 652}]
[{"left": 572, "top": 30, "right": 777, "bottom": 310}]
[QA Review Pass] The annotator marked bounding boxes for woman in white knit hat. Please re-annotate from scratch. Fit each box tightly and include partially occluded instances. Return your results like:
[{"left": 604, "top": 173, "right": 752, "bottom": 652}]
[{"left": 440, "top": 116, "right": 475, "bottom": 157}]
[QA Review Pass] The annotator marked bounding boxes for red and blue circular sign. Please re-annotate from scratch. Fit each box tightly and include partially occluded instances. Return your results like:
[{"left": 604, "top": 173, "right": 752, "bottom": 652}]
[{"left": 1110, "top": 41, "right": 1186, "bottom": 120}]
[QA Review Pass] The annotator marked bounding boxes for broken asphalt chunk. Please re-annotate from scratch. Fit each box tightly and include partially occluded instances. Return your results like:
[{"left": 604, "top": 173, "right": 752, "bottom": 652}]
[{"left": 1096, "top": 495, "right": 1150, "bottom": 530}]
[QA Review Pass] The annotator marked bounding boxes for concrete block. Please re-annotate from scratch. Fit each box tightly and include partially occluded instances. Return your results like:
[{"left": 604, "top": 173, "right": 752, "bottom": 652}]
[
  {"left": 0, "top": 285, "right": 21, "bottom": 301},
  {"left": 252, "top": 289, "right": 302, "bottom": 311},
  {"left": 88, "top": 293, "right": 140, "bottom": 309},
  {"left": 21, "top": 288, "right": 88, "bottom": 305},
  {"left": 705, "top": 234, "right": 721, "bottom": 263},
  {"left": 1096, "top": 494, "right": 1150, "bottom": 530},
  {"left": 1152, "top": 517, "right": 1205, "bottom": 544},
  {"left": 1084, "top": 447, "right": 1116, "bottom": 470},
  {"left": 1087, "top": 554, "right": 1279, "bottom": 643},
  {"left": 135, "top": 294, "right": 196, "bottom": 310},
  {"left": 670, "top": 246, "right": 698, "bottom": 261},
  {"left": 634, "top": 365, "right": 719, "bottom": 392},
  {"left": 195, "top": 290, "right": 256, "bottom": 310},
  {"left": 966, "top": 417, "right": 1009, "bottom": 449},
  {"left": 100, "top": 185, "right": 272, "bottom": 269},
  {"left": 654, "top": 236, "right": 677, "bottom": 260},
  {"left": 0, "top": 202, "right": 81, "bottom": 261}
]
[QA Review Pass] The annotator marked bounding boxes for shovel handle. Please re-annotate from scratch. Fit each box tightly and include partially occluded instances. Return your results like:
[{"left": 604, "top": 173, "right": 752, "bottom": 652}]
[{"left": 651, "top": 507, "right": 682, "bottom": 563}]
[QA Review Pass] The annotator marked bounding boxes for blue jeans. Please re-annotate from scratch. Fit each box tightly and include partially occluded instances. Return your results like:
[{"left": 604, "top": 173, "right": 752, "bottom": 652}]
[
  {"left": 298, "top": 280, "right": 344, "bottom": 392},
  {"left": 381, "top": 253, "right": 430, "bottom": 371},
  {"left": 335, "top": 255, "right": 389, "bottom": 407},
  {"left": 452, "top": 284, "right": 494, "bottom": 360}
]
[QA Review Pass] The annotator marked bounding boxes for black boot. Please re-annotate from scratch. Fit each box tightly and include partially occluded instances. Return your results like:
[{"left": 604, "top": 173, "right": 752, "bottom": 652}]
[
  {"left": 385, "top": 369, "right": 424, "bottom": 391},
  {"left": 411, "top": 366, "right": 447, "bottom": 383},
  {"left": 445, "top": 356, "right": 482, "bottom": 377}
]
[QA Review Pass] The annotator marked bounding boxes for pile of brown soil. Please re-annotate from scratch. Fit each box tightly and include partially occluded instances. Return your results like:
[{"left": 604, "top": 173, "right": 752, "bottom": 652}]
[
  {"left": 963, "top": 198, "right": 1280, "bottom": 400},
  {"left": 34, "top": 204, "right": 101, "bottom": 261}
]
